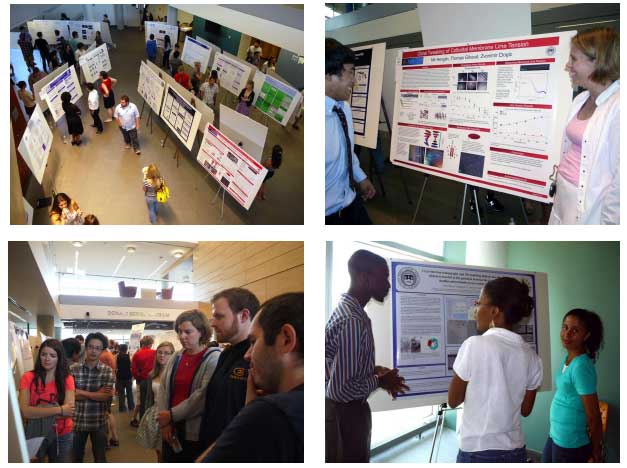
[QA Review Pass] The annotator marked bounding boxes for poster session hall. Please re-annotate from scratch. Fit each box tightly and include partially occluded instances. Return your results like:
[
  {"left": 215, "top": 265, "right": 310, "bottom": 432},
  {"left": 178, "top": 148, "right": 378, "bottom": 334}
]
[
  {"left": 11, "top": 4, "right": 304, "bottom": 225},
  {"left": 324, "top": 3, "right": 619, "bottom": 225}
]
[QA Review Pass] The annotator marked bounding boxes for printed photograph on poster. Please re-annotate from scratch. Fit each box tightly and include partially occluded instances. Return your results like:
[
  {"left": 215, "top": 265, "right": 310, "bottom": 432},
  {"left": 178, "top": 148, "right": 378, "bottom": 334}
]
[
  {"left": 41, "top": 65, "right": 83, "bottom": 122},
  {"left": 196, "top": 124, "right": 268, "bottom": 210},
  {"left": 391, "top": 31, "right": 576, "bottom": 202},
  {"left": 138, "top": 61, "right": 166, "bottom": 114},
  {"left": 160, "top": 84, "right": 202, "bottom": 151},
  {"left": 181, "top": 35, "right": 212, "bottom": 72},
  {"left": 255, "top": 74, "right": 300, "bottom": 125},
  {"left": 17, "top": 105, "right": 53, "bottom": 185},
  {"left": 79, "top": 43, "right": 112, "bottom": 83}
]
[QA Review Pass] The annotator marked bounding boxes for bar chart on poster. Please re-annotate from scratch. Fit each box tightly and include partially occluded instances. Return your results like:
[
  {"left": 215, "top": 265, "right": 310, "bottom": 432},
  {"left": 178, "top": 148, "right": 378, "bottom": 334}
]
[
  {"left": 390, "top": 31, "right": 576, "bottom": 202},
  {"left": 254, "top": 73, "right": 301, "bottom": 125}
]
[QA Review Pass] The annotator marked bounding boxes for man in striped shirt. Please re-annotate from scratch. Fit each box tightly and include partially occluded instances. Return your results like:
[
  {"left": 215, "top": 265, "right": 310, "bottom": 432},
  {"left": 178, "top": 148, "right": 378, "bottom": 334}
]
[{"left": 325, "top": 250, "right": 408, "bottom": 462}]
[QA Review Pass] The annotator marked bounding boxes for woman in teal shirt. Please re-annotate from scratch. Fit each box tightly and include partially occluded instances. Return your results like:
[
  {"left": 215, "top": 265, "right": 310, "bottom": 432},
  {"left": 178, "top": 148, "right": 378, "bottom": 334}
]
[{"left": 542, "top": 309, "right": 604, "bottom": 462}]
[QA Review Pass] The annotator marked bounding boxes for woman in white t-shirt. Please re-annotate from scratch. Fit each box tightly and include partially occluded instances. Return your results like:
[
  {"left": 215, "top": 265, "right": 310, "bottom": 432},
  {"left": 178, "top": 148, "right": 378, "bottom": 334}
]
[{"left": 448, "top": 277, "right": 543, "bottom": 463}]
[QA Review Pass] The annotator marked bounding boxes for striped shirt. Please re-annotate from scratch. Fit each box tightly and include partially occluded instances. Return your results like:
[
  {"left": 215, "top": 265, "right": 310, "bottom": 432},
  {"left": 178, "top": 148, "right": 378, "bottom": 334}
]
[
  {"left": 325, "top": 293, "right": 378, "bottom": 403},
  {"left": 70, "top": 360, "right": 115, "bottom": 431}
]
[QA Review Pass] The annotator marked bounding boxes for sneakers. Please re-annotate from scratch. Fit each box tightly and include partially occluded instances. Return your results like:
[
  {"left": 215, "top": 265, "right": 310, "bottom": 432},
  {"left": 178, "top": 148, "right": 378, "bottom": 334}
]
[
  {"left": 110, "top": 439, "right": 119, "bottom": 447},
  {"left": 104, "top": 119, "right": 113, "bottom": 123},
  {"left": 125, "top": 144, "right": 131, "bottom": 149},
  {"left": 135, "top": 149, "right": 141, "bottom": 155}
]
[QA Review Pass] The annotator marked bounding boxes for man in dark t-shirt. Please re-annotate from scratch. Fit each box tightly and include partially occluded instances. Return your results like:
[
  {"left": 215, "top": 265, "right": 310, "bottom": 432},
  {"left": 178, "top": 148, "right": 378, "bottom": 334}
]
[
  {"left": 200, "top": 292, "right": 304, "bottom": 463},
  {"left": 198, "top": 288, "right": 260, "bottom": 447}
]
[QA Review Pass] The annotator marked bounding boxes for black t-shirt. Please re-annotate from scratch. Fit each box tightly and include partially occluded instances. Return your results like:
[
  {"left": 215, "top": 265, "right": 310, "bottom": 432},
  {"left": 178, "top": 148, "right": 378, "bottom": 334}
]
[
  {"left": 116, "top": 353, "right": 133, "bottom": 380},
  {"left": 200, "top": 339, "right": 249, "bottom": 445},
  {"left": 202, "top": 384, "right": 304, "bottom": 462},
  {"left": 34, "top": 38, "right": 49, "bottom": 55}
]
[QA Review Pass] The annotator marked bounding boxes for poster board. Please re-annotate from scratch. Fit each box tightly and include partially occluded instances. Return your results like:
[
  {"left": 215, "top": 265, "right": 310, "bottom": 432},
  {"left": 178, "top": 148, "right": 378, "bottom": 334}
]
[
  {"left": 41, "top": 65, "right": 83, "bottom": 122},
  {"left": 145, "top": 21, "right": 179, "bottom": 49},
  {"left": 128, "top": 323, "right": 145, "bottom": 355},
  {"left": 253, "top": 72, "right": 301, "bottom": 126},
  {"left": 78, "top": 43, "right": 111, "bottom": 84},
  {"left": 219, "top": 104, "right": 267, "bottom": 162},
  {"left": 145, "top": 59, "right": 214, "bottom": 134},
  {"left": 17, "top": 105, "right": 53, "bottom": 185},
  {"left": 181, "top": 35, "right": 212, "bottom": 72},
  {"left": 160, "top": 84, "right": 203, "bottom": 151},
  {"left": 196, "top": 124, "right": 268, "bottom": 210},
  {"left": 68, "top": 20, "right": 110, "bottom": 44},
  {"left": 351, "top": 42, "right": 386, "bottom": 148},
  {"left": 390, "top": 31, "right": 576, "bottom": 202},
  {"left": 154, "top": 330, "right": 183, "bottom": 352},
  {"left": 33, "top": 63, "right": 68, "bottom": 112},
  {"left": 138, "top": 61, "right": 166, "bottom": 115},
  {"left": 27, "top": 20, "right": 70, "bottom": 45},
  {"left": 195, "top": 36, "right": 221, "bottom": 60},
  {"left": 212, "top": 52, "right": 255, "bottom": 97}
]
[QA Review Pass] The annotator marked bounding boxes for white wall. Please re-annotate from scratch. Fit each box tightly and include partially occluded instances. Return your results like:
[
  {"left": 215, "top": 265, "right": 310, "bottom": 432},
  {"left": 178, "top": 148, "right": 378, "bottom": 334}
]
[
  {"left": 325, "top": 10, "right": 420, "bottom": 45},
  {"left": 11, "top": 4, "right": 83, "bottom": 29}
]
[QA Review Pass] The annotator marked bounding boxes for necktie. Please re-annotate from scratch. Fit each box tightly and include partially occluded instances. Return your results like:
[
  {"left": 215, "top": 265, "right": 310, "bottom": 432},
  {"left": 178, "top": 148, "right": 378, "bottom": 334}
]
[{"left": 332, "top": 104, "right": 356, "bottom": 190}]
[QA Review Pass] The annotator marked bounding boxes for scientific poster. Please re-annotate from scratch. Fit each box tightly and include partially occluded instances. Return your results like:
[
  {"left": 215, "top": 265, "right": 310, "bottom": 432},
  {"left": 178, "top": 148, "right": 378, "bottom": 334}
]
[
  {"left": 128, "top": 323, "right": 145, "bottom": 354},
  {"left": 160, "top": 84, "right": 202, "bottom": 151},
  {"left": 138, "top": 61, "right": 166, "bottom": 114},
  {"left": 33, "top": 63, "right": 68, "bottom": 112},
  {"left": 181, "top": 36, "right": 212, "bottom": 72},
  {"left": 196, "top": 124, "right": 268, "bottom": 210},
  {"left": 78, "top": 43, "right": 111, "bottom": 83},
  {"left": 351, "top": 42, "right": 386, "bottom": 148},
  {"left": 68, "top": 21, "right": 109, "bottom": 44},
  {"left": 254, "top": 74, "right": 301, "bottom": 125},
  {"left": 391, "top": 31, "right": 576, "bottom": 202},
  {"left": 391, "top": 260, "right": 539, "bottom": 398},
  {"left": 145, "top": 22, "right": 178, "bottom": 49},
  {"left": 17, "top": 105, "right": 53, "bottom": 185},
  {"left": 27, "top": 20, "right": 69, "bottom": 44},
  {"left": 212, "top": 53, "right": 254, "bottom": 96},
  {"left": 40, "top": 65, "right": 83, "bottom": 122}
]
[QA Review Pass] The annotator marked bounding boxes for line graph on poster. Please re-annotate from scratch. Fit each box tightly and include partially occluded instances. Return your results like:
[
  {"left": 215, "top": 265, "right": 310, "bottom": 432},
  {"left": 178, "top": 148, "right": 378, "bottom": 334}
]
[
  {"left": 491, "top": 107, "right": 550, "bottom": 151},
  {"left": 448, "top": 93, "right": 490, "bottom": 125},
  {"left": 517, "top": 71, "right": 550, "bottom": 99}
]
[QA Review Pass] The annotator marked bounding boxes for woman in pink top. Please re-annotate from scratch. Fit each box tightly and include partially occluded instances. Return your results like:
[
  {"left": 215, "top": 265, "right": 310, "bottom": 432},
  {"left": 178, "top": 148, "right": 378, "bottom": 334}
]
[{"left": 549, "top": 28, "right": 619, "bottom": 225}]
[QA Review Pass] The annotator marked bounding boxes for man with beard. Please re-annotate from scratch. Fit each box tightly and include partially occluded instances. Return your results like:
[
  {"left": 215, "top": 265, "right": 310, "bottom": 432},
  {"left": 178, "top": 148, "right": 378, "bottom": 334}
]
[
  {"left": 325, "top": 249, "right": 409, "bottom": 462},
  {"left": 198, "top": 288, "right": 260, "bottom": 450},
  {"left": 198, "top": 292, "right": 304, "bottom": 462}
]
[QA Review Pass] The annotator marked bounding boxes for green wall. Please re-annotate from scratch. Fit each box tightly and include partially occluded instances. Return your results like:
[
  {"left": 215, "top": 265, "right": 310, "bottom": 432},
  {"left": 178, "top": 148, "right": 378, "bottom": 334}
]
[
  {"left": 507, "top": 242, "right": 620, "bottom": 462},
  {"left": 191, "top": 16, "right": 242, "bottom": 55}
]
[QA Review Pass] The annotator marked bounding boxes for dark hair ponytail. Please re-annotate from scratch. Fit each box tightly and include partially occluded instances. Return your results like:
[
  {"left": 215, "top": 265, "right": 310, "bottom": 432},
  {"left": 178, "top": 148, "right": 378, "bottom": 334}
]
[
  {"left": 563, "top": 309, "right": 604, "bottom": 362},
  {"left": 483, "top": 277, "right": 534, "bottom": 326}
]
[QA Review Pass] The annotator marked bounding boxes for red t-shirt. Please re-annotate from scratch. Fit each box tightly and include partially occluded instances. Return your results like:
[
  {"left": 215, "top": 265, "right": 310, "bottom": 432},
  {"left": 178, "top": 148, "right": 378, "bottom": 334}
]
[
  {"left": 19, "top": 371, "right": 75, "bottom": 435},
  {"left": 131, "top": 347, "right": 156, "bottom": 380},
  {"left": 100, "top": 77, "right": 112, "bottom": 96},
  {"left": 174, "top": 72, "right": 191, "bottom": 90},
  {"left": 171, "top": 350, "right": 205, "bottom": 407}
]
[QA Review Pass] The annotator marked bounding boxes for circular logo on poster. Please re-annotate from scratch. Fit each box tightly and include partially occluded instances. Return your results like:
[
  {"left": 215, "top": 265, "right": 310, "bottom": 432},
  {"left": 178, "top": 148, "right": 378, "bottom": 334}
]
[
  {"left": 398, "top": 267, "right": 419, "bottom": 289},
  {"left": 546, "top": 46, "right": 556, "bottom": 56}
]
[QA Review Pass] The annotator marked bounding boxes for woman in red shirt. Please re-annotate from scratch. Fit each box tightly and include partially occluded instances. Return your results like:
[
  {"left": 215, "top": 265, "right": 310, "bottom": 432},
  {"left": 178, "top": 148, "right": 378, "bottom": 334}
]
[
  {"left": 19, "top": 339, "right": 75, "bottom": 462},
  {"left": 99, "top": 70, "right": 118, "bottom": 123},
  {"left": 156, "top": 310, "right": 220, "bottom": 462},
  {"left": 174, "top": 66, "right": 191, "bottom": 91}
]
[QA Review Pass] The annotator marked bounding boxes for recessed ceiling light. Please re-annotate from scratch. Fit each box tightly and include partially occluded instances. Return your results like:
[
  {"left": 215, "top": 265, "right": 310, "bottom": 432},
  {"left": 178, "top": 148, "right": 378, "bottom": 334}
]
[
  {"left": 72, "top": 241, "right": 84, "bottom": 248},
  {"left": 172, "top": 250, "right": 184, "bottom": 259},
  {"left": 127, "top": 246, "right": 137, "bottom": 254}
]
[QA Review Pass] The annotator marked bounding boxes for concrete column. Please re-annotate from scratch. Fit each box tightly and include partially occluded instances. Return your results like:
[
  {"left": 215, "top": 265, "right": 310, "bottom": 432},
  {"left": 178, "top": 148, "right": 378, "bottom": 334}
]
[
  {"left": 54, "top": 327, "right": 63, "bottom": 340},
  {"left": 167, "top": 6, "right": 178, "bottom": 26},
  {"left": 36, "top": 314, "right": 55, "bottom": 339},
  {"left": 83, "top": 5, "right": 96, "bottom": 22},
  {"left": 114, "top": 4, "right": 125, "bottom": 30},
  {"left": 465, "top": 241, "right": 507, "bottom": 268}
]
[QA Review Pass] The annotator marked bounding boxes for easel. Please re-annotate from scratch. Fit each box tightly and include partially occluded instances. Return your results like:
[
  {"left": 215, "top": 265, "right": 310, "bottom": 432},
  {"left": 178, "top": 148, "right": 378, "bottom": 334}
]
[
  {"left": 428, "top": 403, "right": 458, "bottom": 463},
  {"left": 211, "top": 184, "right": 226, "bottom": 221}
]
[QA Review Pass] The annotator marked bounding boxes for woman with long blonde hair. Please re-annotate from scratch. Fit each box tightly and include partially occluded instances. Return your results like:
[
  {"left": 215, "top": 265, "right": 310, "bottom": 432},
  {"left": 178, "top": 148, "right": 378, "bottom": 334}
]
[{"left": 142, "top": 164, "right": 163, "bottom": 224}]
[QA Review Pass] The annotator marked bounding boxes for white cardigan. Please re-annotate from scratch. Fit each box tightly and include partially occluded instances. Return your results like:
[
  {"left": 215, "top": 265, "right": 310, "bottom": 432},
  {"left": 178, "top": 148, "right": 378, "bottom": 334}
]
[{"left": 550, "top": 80, "right": 620, "bottom": 224}]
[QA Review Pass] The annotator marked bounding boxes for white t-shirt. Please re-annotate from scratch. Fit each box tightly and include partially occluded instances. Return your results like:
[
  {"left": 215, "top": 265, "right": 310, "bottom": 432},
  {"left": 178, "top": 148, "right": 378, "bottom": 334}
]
[
  {"left": 453, "top": 327, "right": 543, "bottom": 452},
  {"left": 88, "top": 89, "right": 100, "bottom": 111}
]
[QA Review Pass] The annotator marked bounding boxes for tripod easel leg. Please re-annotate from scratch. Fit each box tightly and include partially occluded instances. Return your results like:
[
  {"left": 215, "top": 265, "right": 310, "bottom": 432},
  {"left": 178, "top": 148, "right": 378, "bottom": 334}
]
[{"left": 411, "top": 174, "right": 429, "bottom": 224}]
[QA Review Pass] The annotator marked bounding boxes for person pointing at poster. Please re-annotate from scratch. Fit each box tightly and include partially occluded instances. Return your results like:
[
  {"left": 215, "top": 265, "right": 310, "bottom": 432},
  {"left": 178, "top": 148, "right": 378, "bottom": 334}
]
[
  {"left": 326, "top": 250, "right": 409, "bottom": 462},
  {"left": 325, "top": 38, "right": 376, "bottom": 225},
  {"left": 448, "top": 277, "right": 543, "bottom": 463}
]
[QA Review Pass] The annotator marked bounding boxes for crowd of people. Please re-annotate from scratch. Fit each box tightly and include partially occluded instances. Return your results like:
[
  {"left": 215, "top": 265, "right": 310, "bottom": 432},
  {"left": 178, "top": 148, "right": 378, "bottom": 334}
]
[{"left": 19, "top": 289, "right": 304, "bottom": 462}]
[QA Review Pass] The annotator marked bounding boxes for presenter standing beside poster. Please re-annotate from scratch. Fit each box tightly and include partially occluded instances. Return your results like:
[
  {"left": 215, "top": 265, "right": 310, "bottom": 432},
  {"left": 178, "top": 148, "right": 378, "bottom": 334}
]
[
  {"left": 325, "top": 39, "right": 376, "bottom": 225},
  {"left": 549, "top": 28, "right": 619, "bottom": 225}
]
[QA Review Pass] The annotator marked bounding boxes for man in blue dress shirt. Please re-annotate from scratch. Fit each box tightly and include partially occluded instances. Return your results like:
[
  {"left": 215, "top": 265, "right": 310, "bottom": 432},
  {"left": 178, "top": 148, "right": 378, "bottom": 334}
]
[{"left": 325, "top": 38, "right": 376, "bottom": 224}]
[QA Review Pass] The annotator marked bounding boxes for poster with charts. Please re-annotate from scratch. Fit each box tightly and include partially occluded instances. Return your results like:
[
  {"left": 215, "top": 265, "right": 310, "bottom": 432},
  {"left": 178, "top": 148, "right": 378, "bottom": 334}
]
[
  {"left": 41, "top": 65, "right": 83, "bottom": 122},
  {"left": 128, "top": 323, "right": 145, "bottom": 355},
  {"left": 390, "top": 260, "right": 541, "bottom": 399},
  {"left": 212, "top": 53, "right": 254, "bottom": 96},
  {"left": 17, "top": 105, "right": 53, "bottom": 185},
  {"left": 160, "top": 84, "right": 202, "bottom": 151},
  {"left": 138, "top": 61, "right": 166, "bottom": 114},
  {"left": 181, "top": 36, "right": 212, "bottom": 72},
  {"left": 254, "top": 73, "right": 301, "bottom": 126},
  {"left": 196, "top": 124, "right": 267, "bottom": 210},
  {"left": 391, "top": 31, "right": 576, "bottom": 202},
  {"left": 68, "top": 20, "right": 112, "bottom": 44},
  {"left": 145, "top": 22, "right": 178, "bottom": 49},
  {"left": 351, "top": 42, "right": 385, "bottom": 148},
  {"left": 79, "top": 43, "right": 111, "bottom": 83}
]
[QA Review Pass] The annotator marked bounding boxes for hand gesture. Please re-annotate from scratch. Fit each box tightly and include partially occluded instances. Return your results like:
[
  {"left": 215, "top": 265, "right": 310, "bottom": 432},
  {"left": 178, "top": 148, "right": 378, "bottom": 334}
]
[
  {"left": 160, "top": 424, "right": 173, "bottom": 444},
  {"left": 378, "top": 368, "right": 409, "bottom": 399},
  {"left": 358, "top": 178, "right": 376, "bottom": 200},
  {"left": 60, "top": 402, "right": 75, "bottom": 417},
  {"left": 245, "top": 371, "right": 266, "bottom": 405}
]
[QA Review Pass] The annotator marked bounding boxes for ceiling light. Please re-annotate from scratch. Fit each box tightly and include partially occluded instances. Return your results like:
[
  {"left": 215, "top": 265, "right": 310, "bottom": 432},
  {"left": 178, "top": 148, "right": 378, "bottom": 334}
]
[
  {"left": 172, "top": 250, "right": 184, "bottom": 259},
  {"left": 127, "top": 246, "right": 137, "bottom": 254},
  {"left": 71, "top": 241, "right": 83, "bottom": 248}
]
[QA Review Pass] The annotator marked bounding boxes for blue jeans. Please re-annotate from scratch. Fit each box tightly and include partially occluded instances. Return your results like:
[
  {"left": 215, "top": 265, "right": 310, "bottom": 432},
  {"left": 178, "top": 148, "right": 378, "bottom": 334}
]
[
  {"left": 541, "top": 437, "right": 592, "bottom": 463},
  {"left": 73, "top": 427, "right": 107, "bottom": 462},
  {"left": 47, "top": 431, "right": 73, "bottom": 462},
  {"left": 457, "top": 446, "right": 527, "bottom": 463},
  {"left": 145, "top": 196, "right": 158, "bottom": 224}
]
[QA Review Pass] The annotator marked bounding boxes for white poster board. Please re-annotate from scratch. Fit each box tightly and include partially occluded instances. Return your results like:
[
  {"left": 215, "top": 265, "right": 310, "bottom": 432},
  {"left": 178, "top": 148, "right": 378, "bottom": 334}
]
[
  {"left": 78, "top": 43, "right": 111, "bottom": 84},
  {"left": 138, "top": 61, "right": 166, "bottom": 115},
  {"left": 160, "top": 84, "right": 203, "bottom": 151},
  {"left": 17, "top": 105, "right": 53, "bottom": 185},
  {"left": 181, "top": 35, "right": 212, "bottom": 72},
  {"left": 68, "top": 20, "right": 110, "bottom": 44},
  {"left": 33, "top": 63, "right": 68, "bottom": 112},
  {"left": 154, "top": 330, "right": 183, "bottom": 352},
  {"left": 253, "top": 72, "right": 301, "bottom": 126},
  {"left": 41, "top": 65, "right": 83, "bottom": 122},
  {"left": 145, "top": 22, "right": 179, "bottom": 49},
  {"left": 27, "top": 20, "right": 69, "bottom": 45},
  {"left": 28, "top": 20, "right": 111, "bottom": 45},
  {"left": 391, "top": 31, "right": 576, "bottom": 202},
  {"left": 219, "top": 104, "right": 267, "bottom": 162},
  {"left": 195, "top": 36, "right": 221, "bottom": 63},
  {"left": 351, "top": 42, "right": 386, "bottom": 148},
  {"left": 212, "top": 53, "right": 255, "bottom": 97},
  {"left": 196, "top": 124, "right": 268, "bottom": 210},
  {"left": 128, "top": 323, "right": 145, "bottom": 355}
]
